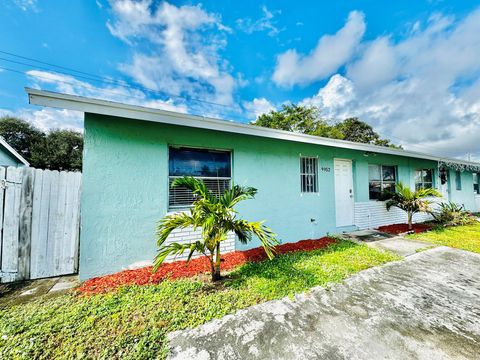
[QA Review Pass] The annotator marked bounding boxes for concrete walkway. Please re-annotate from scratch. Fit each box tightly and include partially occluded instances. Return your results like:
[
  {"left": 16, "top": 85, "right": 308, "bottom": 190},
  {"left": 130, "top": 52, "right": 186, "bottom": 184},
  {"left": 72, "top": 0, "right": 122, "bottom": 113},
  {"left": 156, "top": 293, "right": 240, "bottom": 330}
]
[
  {"left": 168, "top": 247, "right": 480, "bottom": 359},
  {"left": 339, "top": 230, "right": 437, "bottom": 257},
  {"left": 0, "top": 275, "right": 79, "bottom": 307}
]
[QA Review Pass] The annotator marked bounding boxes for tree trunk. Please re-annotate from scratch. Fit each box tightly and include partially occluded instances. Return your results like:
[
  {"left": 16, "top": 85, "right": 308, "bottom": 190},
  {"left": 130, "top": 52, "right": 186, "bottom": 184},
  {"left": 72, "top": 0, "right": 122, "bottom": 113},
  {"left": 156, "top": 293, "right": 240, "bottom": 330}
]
[
  {"left": 212, "top": 242, "right": 221, "bottom": 281},
  {"left": 407, "top": 211, "right": 413, "bottom": 230},
  {"left": 209, "top": 250, "right": 216, "bottom": 281}
]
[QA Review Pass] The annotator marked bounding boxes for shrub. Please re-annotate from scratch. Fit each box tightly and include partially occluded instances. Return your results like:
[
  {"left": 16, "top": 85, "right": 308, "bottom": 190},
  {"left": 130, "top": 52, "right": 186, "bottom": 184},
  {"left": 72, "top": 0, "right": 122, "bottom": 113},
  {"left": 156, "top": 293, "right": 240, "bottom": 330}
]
[
  {"left": 385, "top": 182, "right": 441, "bottom": 230},
  {"left": 431, "top": 202, "right": 477, "bottom": 227}
]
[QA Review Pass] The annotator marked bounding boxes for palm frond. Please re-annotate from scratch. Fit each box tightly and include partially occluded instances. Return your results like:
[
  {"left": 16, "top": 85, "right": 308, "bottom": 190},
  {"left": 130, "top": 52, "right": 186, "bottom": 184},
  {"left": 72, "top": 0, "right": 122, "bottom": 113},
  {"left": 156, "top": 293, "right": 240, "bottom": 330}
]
[
  {"left": 220, "top": 184, "right": 257, "bottom": 208},
  {"left": 156, "top": 211, "right": 197, "bottom": 246},
  {"left": 230, "top": 219, "right": 278, "bottom": 259},
  {"left": 153, "top": 241, "right": 206, "bottom": 271},
  {"left": 171, "top": 176, "right": 217, "bottom": 203}
]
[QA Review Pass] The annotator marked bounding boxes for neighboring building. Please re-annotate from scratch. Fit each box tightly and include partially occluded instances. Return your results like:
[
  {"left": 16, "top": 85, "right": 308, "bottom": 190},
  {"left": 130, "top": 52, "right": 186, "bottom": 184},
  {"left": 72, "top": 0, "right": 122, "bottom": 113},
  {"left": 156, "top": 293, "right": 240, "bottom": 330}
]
[
  {"left": 26, "top": 88, "right": 480, "bottom": 280},
  {"left": 0, "top": 136, "right": 29, "bottom": 167}
]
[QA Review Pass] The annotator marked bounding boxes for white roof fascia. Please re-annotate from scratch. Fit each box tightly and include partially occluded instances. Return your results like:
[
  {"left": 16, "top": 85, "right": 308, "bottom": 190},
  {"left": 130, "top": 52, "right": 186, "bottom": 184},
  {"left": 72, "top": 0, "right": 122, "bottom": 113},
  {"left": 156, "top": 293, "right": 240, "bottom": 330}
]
[
  {"left": 0, "top": 137, "right": 29, "bottom": 166},
  {"left": 25, "top": 87, "right": 480, "bottom": 168}
]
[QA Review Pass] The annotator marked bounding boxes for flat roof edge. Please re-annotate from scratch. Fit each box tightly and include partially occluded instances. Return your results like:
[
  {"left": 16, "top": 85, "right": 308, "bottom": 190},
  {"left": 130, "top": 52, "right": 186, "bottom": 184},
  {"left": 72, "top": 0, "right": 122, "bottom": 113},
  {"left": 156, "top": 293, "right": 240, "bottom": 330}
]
[{"left": 25, "top": 87, "right": 480, "bottom": 168}]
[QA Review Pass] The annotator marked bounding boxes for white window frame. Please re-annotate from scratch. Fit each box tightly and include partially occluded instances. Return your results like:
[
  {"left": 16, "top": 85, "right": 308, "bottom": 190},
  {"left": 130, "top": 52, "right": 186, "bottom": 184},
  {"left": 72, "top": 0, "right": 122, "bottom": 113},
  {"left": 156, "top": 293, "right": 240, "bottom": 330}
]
[{"left": 300, "top": 156, "right": 318, "bottom": 193}]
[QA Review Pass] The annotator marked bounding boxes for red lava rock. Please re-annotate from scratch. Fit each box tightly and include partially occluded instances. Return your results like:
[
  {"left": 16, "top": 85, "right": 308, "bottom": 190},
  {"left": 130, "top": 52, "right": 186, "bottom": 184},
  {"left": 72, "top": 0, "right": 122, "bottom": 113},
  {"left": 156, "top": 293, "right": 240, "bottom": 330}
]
[
  {"left": 377, "top": 223, "right": 432, "bottom": 235},
  {"left": 77, "top": 237, "right": 335, "bottom": 295}
]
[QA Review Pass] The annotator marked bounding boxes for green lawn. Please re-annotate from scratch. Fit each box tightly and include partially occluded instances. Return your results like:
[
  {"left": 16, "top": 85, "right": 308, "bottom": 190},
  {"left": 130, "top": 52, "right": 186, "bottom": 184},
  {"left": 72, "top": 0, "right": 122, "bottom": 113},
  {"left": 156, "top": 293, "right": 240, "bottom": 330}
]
[
  {"left": 0, "top": 241, "right": 398, "bottom": 359},
  {"left": 407, "top": 223, "right": 480, "bottom": 253}
]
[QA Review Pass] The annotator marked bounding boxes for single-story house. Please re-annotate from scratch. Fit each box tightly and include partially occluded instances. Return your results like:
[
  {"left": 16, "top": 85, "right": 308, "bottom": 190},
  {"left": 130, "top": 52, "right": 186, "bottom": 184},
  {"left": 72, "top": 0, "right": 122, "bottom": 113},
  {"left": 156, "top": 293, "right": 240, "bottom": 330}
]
[
  {"left": 26, "top": 88, "right": 480, "bottom": 280},
  {"left": 0, "top": 136, "right": 29, "bottom": 167}
]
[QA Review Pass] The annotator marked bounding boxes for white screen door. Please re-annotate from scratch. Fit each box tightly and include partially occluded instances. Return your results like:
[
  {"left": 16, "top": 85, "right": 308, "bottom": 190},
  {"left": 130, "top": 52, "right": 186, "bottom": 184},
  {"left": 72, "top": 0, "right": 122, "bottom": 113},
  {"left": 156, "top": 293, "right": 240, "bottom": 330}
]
[{"left": 334, "top": 159, "right": 354, "bottom": 227}]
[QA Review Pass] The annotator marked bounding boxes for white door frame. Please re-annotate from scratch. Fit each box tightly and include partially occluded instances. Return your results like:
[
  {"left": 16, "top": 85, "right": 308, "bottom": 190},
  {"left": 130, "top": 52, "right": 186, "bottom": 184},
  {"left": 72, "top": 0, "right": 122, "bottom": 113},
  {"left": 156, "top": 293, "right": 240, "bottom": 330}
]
[{"left": 334, "top": 158, "right": 355, "bottom": 227}]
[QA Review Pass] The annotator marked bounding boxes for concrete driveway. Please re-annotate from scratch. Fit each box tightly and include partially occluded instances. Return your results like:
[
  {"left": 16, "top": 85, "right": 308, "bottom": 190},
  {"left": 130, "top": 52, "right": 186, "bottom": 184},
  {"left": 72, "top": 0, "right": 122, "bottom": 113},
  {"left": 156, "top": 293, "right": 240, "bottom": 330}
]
[{"left": 168, "top": 247, "right": 480, "bottom": 360}]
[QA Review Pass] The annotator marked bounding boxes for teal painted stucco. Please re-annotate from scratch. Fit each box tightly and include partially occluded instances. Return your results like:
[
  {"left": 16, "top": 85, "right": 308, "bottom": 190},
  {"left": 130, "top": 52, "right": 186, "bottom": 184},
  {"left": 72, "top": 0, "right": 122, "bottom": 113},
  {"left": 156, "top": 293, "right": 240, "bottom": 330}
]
[
  {"left": 0, "top": 144, "right": 25, "bottom": 167},
  {"left": 447, "top": 169, "right": 476, "bottom": 209},
  {"left": 80, "top": 113, "right": 478, "bottom": 280}
]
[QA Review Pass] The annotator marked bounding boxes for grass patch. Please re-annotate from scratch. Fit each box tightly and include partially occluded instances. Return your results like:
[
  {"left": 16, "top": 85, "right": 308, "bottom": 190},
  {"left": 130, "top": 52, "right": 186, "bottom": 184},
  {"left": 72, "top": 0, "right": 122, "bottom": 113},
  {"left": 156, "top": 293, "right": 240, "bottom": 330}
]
[
  {"left": 407, "top": 223, "right": 480, "bottom": 254},
  {"left": 0, "top": 241, "right": 398, "bottom": 359}
]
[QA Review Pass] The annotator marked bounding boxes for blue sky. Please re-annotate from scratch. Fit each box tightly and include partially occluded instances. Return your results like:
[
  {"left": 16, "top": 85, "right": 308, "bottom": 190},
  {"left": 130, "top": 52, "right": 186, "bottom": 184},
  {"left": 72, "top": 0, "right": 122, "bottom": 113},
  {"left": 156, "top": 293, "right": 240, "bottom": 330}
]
[{"left": 1, "top": 0, "right": 480, "bottom": 159}]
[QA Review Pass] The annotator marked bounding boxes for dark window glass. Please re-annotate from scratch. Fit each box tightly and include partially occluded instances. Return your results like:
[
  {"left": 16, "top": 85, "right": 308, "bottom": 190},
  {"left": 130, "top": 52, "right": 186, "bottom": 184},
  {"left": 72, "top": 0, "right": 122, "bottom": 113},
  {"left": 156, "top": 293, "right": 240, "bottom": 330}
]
[
  {"left": 168, "top": 147, "right": 231, "bottom": 208},
  {"left": 369, "top": 164, "right": 396, "bottom": 200},
  {"left": 382, "top": 166, "right": 396, "bottom": 181},
  {"left": 474, "top": 173, "right": 479, "bottom": 194},
  {"left": 415, "top": 169, "right": 433, "bottom": 190},
  {"left": 455, "top": 171, "right": 462, "bottom": 191},
  {"left": 169, "top": 147, "right": 231, "bottom": 177}
]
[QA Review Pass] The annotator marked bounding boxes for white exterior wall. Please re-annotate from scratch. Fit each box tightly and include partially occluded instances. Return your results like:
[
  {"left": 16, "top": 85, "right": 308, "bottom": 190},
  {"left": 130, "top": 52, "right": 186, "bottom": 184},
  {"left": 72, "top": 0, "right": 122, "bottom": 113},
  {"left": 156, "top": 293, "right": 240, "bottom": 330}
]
[
  {"left": 164, "top": 227, "right": 236, "bottom": 262},
  {"left": 354, "top": 201, "right": 433, "bottom": 230}
]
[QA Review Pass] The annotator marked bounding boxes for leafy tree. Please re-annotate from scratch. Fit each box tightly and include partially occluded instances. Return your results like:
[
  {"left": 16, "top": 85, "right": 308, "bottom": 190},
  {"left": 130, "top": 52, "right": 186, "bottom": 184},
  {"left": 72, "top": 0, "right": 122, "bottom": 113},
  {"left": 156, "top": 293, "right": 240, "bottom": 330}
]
[
  {"left": 385, "top": 182, "right": 441, "bottom": 230},
  {"left": 252, "top": 106, "right": 399, "bottom": 148},
  {"left": 252, "top": 104, "right": 343, "bottom": 139},
  {"left": 0, "top": 116, "right": 44, "bottom": 162},
  {"left": 32, "top": 130, "right": 83, "bottom": 171},
  {"left": 154, "top": 177, "right": 278, "bottom": 281},
  {"left": 334, "top": 117, "right": 399, "bottom": 148},
  {"left": 0, "top": 117, "right": 83, "bottom": 171}
]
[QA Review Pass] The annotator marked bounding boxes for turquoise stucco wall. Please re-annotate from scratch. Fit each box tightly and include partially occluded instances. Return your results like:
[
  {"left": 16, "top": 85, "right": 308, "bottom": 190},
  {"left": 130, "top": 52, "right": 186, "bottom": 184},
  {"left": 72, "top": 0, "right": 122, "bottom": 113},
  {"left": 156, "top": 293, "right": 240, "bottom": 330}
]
[
  {"left": 0, "top": 144, "right": 24, "bottom": 167},
  {"left": 80, "top": 113, "right": 476, "bottom": 280},
  {"left": 447, "top": 169, "right": 476, "bottom": 209}
]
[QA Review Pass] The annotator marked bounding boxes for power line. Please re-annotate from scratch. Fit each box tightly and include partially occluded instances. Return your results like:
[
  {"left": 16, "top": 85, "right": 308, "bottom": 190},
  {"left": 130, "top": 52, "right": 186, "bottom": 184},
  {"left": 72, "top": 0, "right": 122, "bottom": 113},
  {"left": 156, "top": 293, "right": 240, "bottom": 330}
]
[
  {"left": 0, "top": 49, "right": 236, "bottom": 110},
  {"left": 0, "top": 64, "right": 244, "bottom": 122}
]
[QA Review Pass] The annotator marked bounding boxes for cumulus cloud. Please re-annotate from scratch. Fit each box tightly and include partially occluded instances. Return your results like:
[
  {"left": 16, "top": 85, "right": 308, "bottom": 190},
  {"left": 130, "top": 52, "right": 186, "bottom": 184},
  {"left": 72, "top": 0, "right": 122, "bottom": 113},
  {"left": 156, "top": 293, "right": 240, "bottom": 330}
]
[
  {"left": 19, "top": 69, "right": 188, "bottom": 130},
  {"left": 236, "top": 6, "right": 281, "bottom": 37},
  {"left": 243, "top": 98, "right": 275, "bottom": 119},
  {"left": 272, "top": 11, "right": 365, "bottom": 88},
  {"left": 107, "top": 0, "right": 236, "bottom": 105},
  {"left": 300, "top": 9, "right": 480, "bottom": 159}
]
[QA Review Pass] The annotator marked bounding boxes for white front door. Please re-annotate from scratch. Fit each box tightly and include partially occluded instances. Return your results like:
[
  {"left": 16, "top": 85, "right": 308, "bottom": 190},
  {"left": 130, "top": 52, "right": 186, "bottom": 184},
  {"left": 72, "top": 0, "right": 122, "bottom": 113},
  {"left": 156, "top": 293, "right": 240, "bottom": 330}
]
[{"left": 334, "top": 159, "right": 354, "bottom": 227}]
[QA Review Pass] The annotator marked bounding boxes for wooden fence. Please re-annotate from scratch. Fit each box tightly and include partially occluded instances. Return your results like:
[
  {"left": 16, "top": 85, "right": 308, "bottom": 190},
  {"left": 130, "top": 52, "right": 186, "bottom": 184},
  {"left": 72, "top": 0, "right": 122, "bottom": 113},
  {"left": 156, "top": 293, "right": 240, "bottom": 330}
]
[{"left": 0, "top": 167, "right": 81, "bottom": 283}]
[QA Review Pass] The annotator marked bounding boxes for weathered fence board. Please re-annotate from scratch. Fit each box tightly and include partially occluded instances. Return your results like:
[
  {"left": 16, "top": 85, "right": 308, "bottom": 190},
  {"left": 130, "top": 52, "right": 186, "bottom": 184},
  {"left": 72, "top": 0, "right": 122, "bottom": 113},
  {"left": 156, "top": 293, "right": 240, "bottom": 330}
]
[
  {"left": 0, "top": 167, "right": 82, "bottom": 283},
  {"left": 1, "top": 167, "right": 22, "bottom": 282}
]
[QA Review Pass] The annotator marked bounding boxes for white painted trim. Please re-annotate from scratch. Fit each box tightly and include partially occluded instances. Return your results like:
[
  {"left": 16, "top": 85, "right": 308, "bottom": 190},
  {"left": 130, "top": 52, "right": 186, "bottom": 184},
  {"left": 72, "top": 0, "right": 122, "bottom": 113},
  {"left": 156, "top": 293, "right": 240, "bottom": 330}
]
[
  {"left": 0, "top": 137, "right": 29, "bottom": 166},
  {"left": 25, "top": 87, "right": 480, "bottom": 168}
]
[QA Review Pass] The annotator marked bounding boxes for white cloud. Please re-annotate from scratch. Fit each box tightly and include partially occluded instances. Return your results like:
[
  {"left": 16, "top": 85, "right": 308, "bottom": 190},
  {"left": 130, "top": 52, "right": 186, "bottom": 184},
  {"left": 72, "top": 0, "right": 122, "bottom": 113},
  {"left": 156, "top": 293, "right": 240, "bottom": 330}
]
[
  {"left": 21, "top": 69, "right": 188, "bottom": 130},
  {"left": 346, "top": 37, "right": 397, "bottom": 90},
  {"left": 13, "top": 0, "right": 37, "bottom": 11},
  {"left": 236, "top": 6, "right": 281, "bottom": 37},
  {"left": 107, "top": 0, "right": 236, "bottom": 106},
  {"left": 272, "top": 11, "right": 365, "bottom": 88},
  {"left": 299, "top": 9, "right": 480, "bottom": 159},
  {"left": 243, "top": 98, "right": 275, "bottom": 119}
]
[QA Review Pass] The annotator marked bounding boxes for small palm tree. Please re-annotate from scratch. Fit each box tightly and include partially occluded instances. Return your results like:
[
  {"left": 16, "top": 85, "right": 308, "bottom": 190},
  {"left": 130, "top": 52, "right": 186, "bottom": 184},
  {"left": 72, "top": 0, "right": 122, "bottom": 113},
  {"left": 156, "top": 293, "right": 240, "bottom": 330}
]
[
  {"left": 154, "top": 177, "right": 278, "bottom": 281},
  {"left": 385, "top": 182, "right": 441, "bottom": 230}
]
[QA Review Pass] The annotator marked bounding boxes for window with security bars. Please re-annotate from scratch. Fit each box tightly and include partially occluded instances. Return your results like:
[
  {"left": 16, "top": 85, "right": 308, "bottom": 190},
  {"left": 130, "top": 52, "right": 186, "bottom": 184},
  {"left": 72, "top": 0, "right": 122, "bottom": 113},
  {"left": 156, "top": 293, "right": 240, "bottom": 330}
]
[
  {"left": 300, "top": 156, "right": 318, "bottom": 193},
  {"left": 168, "top": 147, "right": 231, "bottom": 209}
]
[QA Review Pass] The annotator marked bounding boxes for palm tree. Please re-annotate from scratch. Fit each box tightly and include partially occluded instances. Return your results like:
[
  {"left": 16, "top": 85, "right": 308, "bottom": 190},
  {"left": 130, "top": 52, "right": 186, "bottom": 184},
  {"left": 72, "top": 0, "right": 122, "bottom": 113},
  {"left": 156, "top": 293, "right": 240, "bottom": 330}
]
[
  {"left": 154, "top": 177, "right": 278, "bottom": 281},
  {"left": 385, "top": 182, "right": 441, "bottom": 230}
]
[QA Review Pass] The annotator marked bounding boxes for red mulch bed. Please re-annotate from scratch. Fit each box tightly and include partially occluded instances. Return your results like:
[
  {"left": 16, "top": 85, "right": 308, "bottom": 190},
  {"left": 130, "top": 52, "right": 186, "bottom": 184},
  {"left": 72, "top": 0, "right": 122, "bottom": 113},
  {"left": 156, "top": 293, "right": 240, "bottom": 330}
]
[
  {"left": 377, "top": 223, "right": 432, "bottom": 235},
  {"left": 77, "top": 237, "right": 336, "bottom": 295}
]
